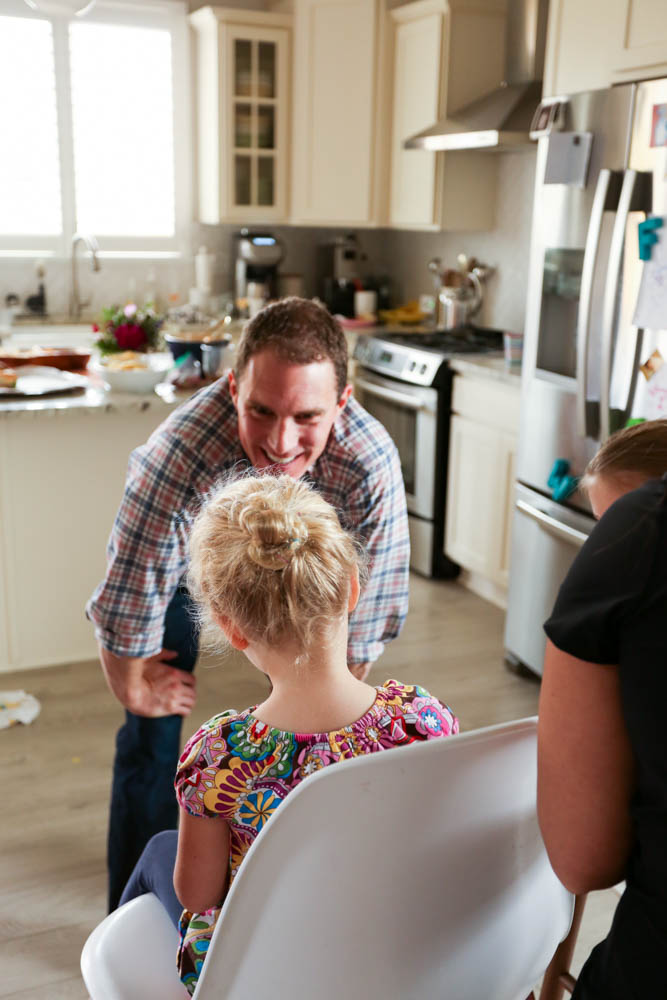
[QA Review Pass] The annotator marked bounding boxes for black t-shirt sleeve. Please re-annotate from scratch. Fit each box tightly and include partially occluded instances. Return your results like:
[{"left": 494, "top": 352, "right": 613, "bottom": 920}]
[{"left": 544, "top": 483, "right": 662, "bottom": 664}]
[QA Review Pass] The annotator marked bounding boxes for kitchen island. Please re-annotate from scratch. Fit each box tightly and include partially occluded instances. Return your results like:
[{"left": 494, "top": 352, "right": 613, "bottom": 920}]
[{"left": 0, "top": 372, "right": 197, "bottom": 674}]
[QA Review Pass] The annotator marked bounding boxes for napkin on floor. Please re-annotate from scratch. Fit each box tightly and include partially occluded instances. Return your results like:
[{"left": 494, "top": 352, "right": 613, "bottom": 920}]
[{"left": 0, "top": 690, "right": 41, "bottom": 729}]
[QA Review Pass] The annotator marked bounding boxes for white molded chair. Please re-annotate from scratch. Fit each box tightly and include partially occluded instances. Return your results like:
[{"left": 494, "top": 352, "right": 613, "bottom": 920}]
[{"left": 81, "top": 717, "right": 574, "bottom": 1000}]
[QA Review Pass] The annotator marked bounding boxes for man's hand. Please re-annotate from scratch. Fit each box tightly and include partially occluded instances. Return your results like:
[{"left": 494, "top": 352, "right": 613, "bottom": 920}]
[
  {"left": 98, "top": 644, "right": 197, "bottom": 718},
  {"left": 349, "top": 661, "right": 372, "bottom": 681}
]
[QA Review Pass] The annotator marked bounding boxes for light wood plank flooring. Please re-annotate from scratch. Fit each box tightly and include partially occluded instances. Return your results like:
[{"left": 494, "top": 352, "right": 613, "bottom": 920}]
[{"left": 0, "top": 575, "right": 617, "bottom": 998}]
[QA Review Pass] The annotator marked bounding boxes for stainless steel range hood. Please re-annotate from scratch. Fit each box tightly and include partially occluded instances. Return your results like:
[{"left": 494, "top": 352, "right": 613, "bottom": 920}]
[{"left": 405, "top": 0, "right": 548, "bottom": 152}]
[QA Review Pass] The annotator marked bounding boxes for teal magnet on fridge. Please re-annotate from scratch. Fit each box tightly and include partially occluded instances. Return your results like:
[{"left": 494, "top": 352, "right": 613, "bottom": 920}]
[{"left": 638, "top": 216, "right": 663, "bottom": 261}]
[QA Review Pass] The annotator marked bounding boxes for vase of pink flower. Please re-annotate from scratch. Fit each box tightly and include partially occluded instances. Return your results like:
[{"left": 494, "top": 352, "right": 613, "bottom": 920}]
[{"left": 93, "top": 302, "right": 163, "bottom": 355}]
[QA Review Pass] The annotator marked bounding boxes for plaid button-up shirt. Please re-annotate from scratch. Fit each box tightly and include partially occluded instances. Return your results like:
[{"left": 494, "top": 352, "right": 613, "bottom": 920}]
[{"left": 86, "top": 378, "right": 410, "bottom": 665}]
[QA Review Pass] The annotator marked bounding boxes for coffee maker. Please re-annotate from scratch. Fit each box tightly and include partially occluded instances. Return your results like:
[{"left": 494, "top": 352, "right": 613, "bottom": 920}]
[
  {"left": 318, "top": 233, "right": 364, "bottom": 317},
  {"left": 233, "top": 229, "right": 285, "bottom": 306}
]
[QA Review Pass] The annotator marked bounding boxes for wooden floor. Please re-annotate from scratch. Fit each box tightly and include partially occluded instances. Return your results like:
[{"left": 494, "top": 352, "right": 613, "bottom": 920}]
[{"left": 0, "top": 575, "right": 618, "bottom": 998}]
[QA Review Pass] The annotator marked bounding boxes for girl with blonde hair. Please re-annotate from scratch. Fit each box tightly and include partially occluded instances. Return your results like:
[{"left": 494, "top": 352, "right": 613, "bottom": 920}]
[{"left": 119, "top": 473, "right": 457, "bottom": 995}]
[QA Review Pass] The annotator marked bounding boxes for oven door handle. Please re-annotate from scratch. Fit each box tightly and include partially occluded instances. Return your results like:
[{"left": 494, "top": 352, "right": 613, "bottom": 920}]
[
  {"left": 355, "top": 376, "right": 434, "bottom": 413},
  {"left": 516, "top": 499, "right": 589, "bottom": 548}
]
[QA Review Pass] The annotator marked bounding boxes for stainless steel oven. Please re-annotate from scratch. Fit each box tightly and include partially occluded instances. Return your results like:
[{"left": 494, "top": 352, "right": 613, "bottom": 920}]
[
  {"left": 354, "top": 372, "right": 438, "bottom": 520},
  {"left": 353, "top": 327, "right": 503, "bottom": 577}
]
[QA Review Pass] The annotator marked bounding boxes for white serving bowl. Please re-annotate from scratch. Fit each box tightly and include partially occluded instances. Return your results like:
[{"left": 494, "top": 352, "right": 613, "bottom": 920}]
[{"left": 91, "top": 352, "right": 173, "bottom": 393}]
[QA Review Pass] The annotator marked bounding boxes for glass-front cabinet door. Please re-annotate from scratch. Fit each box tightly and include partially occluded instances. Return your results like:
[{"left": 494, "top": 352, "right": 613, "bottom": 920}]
[
  {"left": 226, "top": 25, "right": 288, "bottom": 220},
  {"left": 190, "top": 9, "right": 290, "bottom": 224}
]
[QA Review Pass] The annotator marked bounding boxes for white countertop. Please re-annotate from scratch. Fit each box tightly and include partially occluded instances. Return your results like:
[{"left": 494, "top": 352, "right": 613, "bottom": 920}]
[{"left": 448, "top": 354, "right": 523, "bottom": 386}]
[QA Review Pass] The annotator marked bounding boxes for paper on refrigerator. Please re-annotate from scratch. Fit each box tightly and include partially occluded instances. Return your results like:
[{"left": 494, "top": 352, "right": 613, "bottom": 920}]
[{"left": 633, "top": 220, "right": 667, "bottom": 330}]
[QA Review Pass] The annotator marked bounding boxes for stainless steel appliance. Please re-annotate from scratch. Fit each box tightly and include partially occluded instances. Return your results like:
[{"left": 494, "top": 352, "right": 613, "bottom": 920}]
[
  {"left": 233, "top": 229, "right": 285, "bottom": 305},
  {"left": 354, "top": 327, "right": 503, "bottom": 576},
  {"left": 505, "top": 77, "right": 667, "bottom": 677},
  {"left": 319, "top": 233, "right": 366, "bottom": 318}
]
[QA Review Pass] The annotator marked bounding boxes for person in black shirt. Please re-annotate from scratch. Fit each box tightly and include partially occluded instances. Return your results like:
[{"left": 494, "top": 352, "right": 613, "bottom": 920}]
[{"left": 537, "top": 419, "right": 667, "bottom": 1000}]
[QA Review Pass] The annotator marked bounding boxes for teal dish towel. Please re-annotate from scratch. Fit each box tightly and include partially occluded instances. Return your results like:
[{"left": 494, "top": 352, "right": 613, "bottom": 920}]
[{"left": 548, "top": 458, "right": 579, "bottom": 502}]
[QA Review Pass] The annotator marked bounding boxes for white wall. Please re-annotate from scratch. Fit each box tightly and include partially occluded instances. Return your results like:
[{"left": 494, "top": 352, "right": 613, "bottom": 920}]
[{"left": 1, "top": 149, "right": 536, "bottom": 334}]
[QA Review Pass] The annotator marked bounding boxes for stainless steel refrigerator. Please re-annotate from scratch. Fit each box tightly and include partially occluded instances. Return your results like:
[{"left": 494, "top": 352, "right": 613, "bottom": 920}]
[{"left": 505, "top": 77, "right": 667, "bottom": 677}]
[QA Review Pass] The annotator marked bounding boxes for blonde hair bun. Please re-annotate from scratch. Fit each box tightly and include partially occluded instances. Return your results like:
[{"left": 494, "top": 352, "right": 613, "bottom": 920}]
[
  {"left": 188, "top": 473, "right": 366, "bottom": 652},
  {"left": 239, "top": 498, "right": 308, "bottom": 571}
]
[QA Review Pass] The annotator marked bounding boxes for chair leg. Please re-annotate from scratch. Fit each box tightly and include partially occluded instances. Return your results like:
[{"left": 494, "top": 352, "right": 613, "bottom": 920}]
[{"left": 539, "top": 894, "right": 588, "bottom": 1000}]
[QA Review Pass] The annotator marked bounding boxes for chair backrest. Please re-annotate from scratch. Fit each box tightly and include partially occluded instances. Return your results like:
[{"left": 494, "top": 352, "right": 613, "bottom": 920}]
[{"left": 193, "top": 717, "right": 574, "bottom": 1000}]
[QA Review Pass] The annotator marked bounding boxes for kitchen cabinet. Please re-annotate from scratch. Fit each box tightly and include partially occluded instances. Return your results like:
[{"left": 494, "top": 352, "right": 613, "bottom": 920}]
[
  {"left": 543, "top": 0, "right": 667, "bottom": 98},
  {"left": 190, "top": 6, "right": 291, "bottom": 224},
  {"left": 445, "top": 368, "right": 520, "bottom": 607},
  {"left": 0, "top": 399, "right": 182, "bottom": 674},
  {"left": 290, "top": 0, "right": 384, "bottom": 226},
  {"left": 387, "top": 0, "right": 504, "bottom": 230}
]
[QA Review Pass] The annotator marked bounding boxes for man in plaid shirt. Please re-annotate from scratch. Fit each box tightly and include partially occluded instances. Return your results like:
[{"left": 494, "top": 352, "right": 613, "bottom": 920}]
[{"left": 87, "top": 297, "right": 410, "bottom": 910}]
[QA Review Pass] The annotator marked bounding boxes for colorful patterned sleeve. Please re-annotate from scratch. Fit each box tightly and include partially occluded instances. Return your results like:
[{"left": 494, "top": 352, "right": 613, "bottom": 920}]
[
  {"left": 382, "top": 679, "right": 459, "bottom": 739},
  {"left": 175, "top": 711, "right": 248, "bottom": 820}
]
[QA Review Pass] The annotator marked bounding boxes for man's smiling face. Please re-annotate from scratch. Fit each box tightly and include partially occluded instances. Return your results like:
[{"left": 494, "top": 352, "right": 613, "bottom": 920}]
[{"left": 228, "top": 347, "right": 352, "bottom": 479}]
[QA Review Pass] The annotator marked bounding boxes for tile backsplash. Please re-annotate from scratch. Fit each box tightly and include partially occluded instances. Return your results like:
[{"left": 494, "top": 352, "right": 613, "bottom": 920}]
[{"left": 1, "top": 149, "right": 536, "bottom": 335}]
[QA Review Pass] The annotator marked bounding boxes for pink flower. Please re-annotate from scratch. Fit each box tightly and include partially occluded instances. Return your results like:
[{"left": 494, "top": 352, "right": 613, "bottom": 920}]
[
  {"left": 91, "top": 322, "right": 99, "bottom": 332},
  {"left": 114, "top": 323, "right": 146, "bottom": 350},
  {"left": 123, "top": 303, "right": 137, "bottom": 318}
]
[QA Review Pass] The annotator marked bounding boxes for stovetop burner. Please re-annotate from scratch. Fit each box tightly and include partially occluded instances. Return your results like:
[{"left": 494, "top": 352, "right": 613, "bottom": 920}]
[
  {"left": 353, "top": 325, "right": 504, "bottom": 387},
  {"left": 379, "top": 324, "right": 503, "bottom": 353}
]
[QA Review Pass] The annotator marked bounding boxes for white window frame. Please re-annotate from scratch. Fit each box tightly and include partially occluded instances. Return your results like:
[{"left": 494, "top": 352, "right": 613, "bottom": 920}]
[{"left": 0, "top": 0, "right": 191, "bottom": 259}]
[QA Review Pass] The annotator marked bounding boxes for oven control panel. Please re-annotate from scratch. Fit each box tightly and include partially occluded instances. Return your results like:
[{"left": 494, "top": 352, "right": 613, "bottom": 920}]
[{"left": 353, "top": 337, "right": 443, "bottom": 386}]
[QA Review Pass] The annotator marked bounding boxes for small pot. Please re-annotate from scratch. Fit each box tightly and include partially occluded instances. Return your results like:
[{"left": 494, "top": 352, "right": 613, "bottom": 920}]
[{"left": 201, "top": 340, "right": 234, "bottom": 378}]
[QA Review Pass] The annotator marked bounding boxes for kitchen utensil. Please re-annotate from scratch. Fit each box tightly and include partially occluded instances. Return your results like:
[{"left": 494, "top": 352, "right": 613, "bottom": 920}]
[
  {"left": 0, "top": 365, "right": 89, "bottom": 397},
  {"left": 0, "top": 347, "right": 91, "bottom": 371},
  {"left": 201, "top": 339, "right": 234, "bottom": 378},
  {"left": 437, "top": 270, "right": 483, "bottom": 329}
]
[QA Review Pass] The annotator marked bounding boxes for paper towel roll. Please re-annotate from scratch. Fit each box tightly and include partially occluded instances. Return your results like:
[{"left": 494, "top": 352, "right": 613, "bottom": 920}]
[{"left": 195, "top": 246, "right": 215, "bottom": 294}]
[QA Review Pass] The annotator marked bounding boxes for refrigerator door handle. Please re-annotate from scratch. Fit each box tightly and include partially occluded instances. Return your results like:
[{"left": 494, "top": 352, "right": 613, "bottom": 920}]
[
  {"left": 576, "top": 169, "right": 620, "bottom": 438},
  {"left": 600, "top": 168, "right": 652, "bottom": 441},
  {"left": 516, "top": 499, "right": 589, "bottom": 548}
]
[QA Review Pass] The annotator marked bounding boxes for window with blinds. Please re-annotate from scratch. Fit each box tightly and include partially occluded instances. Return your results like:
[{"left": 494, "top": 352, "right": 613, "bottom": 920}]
[{"left": 0, "top": 1, "right": 188, "bottom": 254}]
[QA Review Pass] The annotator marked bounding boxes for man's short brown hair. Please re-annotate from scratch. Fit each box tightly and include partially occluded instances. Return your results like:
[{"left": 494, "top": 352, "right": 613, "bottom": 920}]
[{"left": 234, "top": 297, "right": 349, "bottom": 397}]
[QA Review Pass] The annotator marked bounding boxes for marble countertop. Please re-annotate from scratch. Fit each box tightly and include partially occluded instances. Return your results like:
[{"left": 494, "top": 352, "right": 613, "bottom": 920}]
[
  {"left": 0, "top": 321, "right": 238, "bottom": 419},
  {"left": 448, "top": 354, "right": 523, "bottom": 386},
  {"left": 0, "top": 378, "right": 197, "bottom": 419}
]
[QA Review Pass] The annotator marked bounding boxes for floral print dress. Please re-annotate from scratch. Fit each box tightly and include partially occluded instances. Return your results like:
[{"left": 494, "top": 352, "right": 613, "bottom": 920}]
[{"left": 174, "top": 679, "right": 458, "bottom": 994}]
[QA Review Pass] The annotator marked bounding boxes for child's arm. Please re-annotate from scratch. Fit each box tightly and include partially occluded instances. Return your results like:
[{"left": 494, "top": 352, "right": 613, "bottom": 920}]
[{"left": 173, "top": 805, "right": 231, "bottom": 913}]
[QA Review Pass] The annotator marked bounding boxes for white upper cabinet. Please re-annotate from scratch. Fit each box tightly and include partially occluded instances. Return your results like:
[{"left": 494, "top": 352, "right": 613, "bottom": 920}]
[
  {"left": 190, "top": 7, "right": 291, "bottom": 224},
  {"left": 290, "top": 0, "right": 381, "bottom": 226},
  {"left": 387, "top": 0, "right": 506, "bottom": 231},
  {"left": 543, "top": 0, "right": 667, "bottom": 98}
]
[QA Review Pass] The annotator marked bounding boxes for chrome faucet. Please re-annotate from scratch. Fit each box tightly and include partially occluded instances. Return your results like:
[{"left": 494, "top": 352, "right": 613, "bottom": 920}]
[{"left": 70, "top": 233, "right": 101, "bottom": 319}]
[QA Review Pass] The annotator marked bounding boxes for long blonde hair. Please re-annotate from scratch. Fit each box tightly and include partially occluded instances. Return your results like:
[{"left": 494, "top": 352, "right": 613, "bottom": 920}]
[{"left": 188, "top": 474, "right": 365, "bottom": 652}]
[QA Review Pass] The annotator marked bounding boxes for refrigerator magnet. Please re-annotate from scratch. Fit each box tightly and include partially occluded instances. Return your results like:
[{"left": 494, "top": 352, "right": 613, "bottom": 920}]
[
  {"left": 640, "top": 348, "right": 664, "bottom": 381},
  {"left": 650, "top": 104, "right": 667, "bottom": 148}
]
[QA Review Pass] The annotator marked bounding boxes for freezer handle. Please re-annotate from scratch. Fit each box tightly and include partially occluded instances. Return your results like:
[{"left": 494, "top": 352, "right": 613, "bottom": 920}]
[
  {"left": 576, "top": 169, "right": 620, "bottom": 438},
  {"left": 600, "top": 168, "right": 652, "bottom": 441},
  {"left": 516, "top": 499, "right": 589, "bottom": 548}
]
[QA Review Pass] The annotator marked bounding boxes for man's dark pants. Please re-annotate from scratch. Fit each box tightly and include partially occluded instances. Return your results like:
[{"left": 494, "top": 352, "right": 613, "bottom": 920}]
[{"left": 107, "top": 585, "right": 199, "bottom": 912}]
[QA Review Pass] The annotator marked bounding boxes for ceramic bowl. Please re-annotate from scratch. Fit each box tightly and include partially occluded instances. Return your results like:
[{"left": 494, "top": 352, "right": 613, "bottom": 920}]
[{"left": 91, "top": 353, "right": 173, "bottom": 393}]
